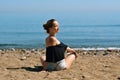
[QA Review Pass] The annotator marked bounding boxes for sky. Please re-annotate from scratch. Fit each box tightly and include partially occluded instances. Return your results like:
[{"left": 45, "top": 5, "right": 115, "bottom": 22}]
[{"left": 0, "top": 0, "right": 120, "bottom": 25}]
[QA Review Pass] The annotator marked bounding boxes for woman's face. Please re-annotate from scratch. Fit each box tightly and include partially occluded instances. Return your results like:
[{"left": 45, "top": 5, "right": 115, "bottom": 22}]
[{"left": 50, "top": 21, "right": 59, "bottom": 33}]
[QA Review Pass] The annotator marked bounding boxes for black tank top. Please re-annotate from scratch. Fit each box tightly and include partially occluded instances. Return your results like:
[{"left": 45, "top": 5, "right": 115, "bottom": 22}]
[{"left": 46, "top": 42, "right": 67, "bottom": 63}]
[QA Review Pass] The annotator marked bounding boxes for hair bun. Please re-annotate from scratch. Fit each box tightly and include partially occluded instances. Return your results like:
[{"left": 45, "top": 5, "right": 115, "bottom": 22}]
[
  {"left": 43, "top": 24, "right": 47, "bottom": 30},
  {"left": 43, "top": 19, "right": 56, "bottom": 33}
]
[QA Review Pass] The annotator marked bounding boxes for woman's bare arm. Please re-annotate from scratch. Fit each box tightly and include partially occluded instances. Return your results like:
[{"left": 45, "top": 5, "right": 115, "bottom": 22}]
[{"left": 66, "top": 47, "right": 78, "bottom": 58}]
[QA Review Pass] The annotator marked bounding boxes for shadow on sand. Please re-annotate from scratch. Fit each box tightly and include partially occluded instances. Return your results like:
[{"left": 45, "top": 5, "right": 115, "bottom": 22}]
[{"left": 6, "top": 66, "right": 43, "bottom": 72}]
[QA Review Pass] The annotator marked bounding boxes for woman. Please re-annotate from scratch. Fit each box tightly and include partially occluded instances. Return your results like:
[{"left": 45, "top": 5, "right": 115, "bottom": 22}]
[{"left": 40, "top": 19, "right": 78, "bottom": 71}]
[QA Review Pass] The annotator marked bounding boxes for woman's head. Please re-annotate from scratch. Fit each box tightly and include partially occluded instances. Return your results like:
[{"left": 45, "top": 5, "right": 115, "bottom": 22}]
[{"left": 43, "top": 19, "right": 59, "bottom": 33}]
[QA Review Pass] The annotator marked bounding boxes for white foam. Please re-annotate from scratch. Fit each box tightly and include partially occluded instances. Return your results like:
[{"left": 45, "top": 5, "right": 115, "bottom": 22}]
[{"left": 73, "top": 47, "right": 120, "bottom": 50}]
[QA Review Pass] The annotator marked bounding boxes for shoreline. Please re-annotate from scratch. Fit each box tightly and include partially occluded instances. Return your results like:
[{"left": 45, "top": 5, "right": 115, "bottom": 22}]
[
  {"left": 74, "top": 47, "right": 120, "bottom": 50},
  {"left": 1, "top": 47, "right": 120, "bottom": 51},
  {"left": 0, "top": 48, "right": 120, "bottom": 56}
]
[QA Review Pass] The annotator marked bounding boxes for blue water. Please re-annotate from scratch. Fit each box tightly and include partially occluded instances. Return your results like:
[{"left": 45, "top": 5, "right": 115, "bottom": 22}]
[{"left": 0, "top": 14, "right": 120, "bottom": 49}]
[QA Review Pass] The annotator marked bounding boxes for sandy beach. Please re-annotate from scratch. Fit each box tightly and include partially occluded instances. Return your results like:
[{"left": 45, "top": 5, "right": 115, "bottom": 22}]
[{"left": 0, "top": 48, "right": 120, "bottom": 80}]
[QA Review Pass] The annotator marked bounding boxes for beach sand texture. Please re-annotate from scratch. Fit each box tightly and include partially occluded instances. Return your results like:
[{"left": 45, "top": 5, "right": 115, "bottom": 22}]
[{"left": 0, "top": 49, "right": 120, "bottom": 80}]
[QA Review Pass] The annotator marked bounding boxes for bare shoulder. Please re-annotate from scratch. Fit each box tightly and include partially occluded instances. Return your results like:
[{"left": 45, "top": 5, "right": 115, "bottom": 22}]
[
  {"left": 46, "top": 36, "right": 58, "bottom": 47},
  {"left": 46, "top": 36, "right": 56, "bottom": 43}
]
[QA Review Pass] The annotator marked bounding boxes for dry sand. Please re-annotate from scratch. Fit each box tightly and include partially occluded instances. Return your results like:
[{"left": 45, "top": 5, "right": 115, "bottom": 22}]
[{"left": 0, "top": 49, "right": 120, "bottom": 80}]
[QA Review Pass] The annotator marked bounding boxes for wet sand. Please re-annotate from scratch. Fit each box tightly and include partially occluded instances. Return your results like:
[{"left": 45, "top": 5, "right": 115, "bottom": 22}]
[{"left": 0, "top": 49, "right": 120, "bottom": 80}]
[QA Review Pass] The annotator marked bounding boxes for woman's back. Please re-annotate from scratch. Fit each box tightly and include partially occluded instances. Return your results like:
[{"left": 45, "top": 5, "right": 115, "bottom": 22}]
[{"left": 46, "top": 42, "right": 67, "bottom": 63}]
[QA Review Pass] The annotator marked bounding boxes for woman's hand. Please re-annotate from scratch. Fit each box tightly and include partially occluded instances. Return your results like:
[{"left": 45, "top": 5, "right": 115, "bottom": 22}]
[
  {"left": 70, "top": 49, "right": 78, "bottom": 58},
  {"left": 66, "top": 47, "right": 78, "bottom": 58},
  {"left": 41, "top": 69, "right": 46, "bottom": 72},
  {"left": 41, "top": 62, "right": 48, "bottom": 72}
]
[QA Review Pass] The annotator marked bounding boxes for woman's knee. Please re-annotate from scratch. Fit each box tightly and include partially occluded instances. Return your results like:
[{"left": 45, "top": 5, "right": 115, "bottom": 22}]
[
  {"left": 40, "top": 55, "right": 46, "bottom": 64},
  {"left": 67, "top": 53, "right": 76, "bottom": 59},
  {"left": 65, "top": 54, "right": 76, "bottom": 69},
  {"left": 40, "top": 55, "right": 46, "bottom": 60}
]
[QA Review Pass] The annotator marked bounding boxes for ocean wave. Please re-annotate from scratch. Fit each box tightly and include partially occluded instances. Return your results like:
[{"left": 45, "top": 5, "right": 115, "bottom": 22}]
[
  {"left": 74, "top": 47, "right": 120, "bottom": 50},
  {"left": 1, "top": 43, "right": 120, "bottom": 50}
]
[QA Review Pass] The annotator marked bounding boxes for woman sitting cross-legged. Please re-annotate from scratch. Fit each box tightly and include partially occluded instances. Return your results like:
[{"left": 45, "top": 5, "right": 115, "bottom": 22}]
[{"left": 40, "top": 19, "right": 78, "bottom": 71}]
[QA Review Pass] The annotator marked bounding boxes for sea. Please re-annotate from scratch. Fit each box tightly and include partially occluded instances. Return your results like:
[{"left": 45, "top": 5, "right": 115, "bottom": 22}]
[{"left": 0, "top": 14, "right": 120, "bottom": 49}]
